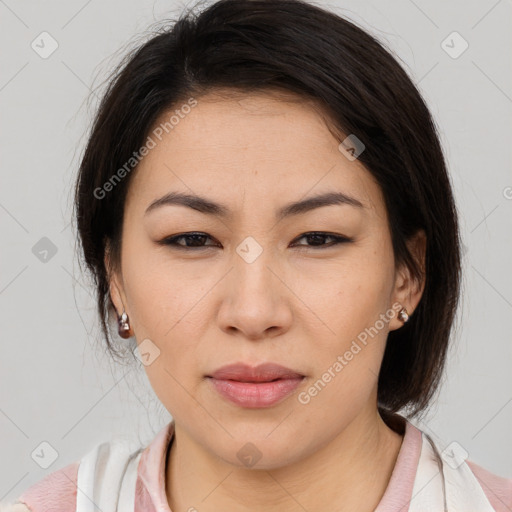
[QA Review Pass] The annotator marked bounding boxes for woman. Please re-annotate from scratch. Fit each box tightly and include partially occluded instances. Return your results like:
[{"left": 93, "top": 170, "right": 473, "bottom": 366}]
[{"left": 3, "top": 0, "right": 511, "bottom": 510}]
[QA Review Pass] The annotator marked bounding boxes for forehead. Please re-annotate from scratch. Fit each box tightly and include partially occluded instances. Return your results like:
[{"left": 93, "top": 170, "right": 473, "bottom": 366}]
[{"left": 125, "top": 91, "right": 383, "bottom": 218}]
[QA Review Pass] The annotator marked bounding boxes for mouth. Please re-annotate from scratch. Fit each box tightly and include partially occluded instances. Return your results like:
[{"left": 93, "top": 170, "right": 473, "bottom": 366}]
[
  {"left": 205, "top": 362, "right": 305, "bottom": 408},
  {"left": 207, "top": 362, "right": 305, "bottom": 382},
  {"left": 206, "top": 376, "right": 305, "bottom": 408}
]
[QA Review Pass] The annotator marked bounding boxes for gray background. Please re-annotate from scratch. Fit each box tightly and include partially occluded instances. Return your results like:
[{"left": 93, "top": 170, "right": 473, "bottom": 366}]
[{"left": 1, "top": 0, "right": 511, "bottom": 503}]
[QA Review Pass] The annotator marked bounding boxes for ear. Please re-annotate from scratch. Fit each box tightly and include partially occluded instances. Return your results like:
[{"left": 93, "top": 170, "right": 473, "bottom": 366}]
[
  {"left": 104, "top": 241, "right": 125, "bottom": 317},
  {"left": 389, "top": 229, "right": 426, "bottom": 331}
]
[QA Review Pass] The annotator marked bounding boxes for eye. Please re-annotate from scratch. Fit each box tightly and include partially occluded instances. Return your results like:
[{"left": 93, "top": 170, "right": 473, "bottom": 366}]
[
  {"left": 290, "top": 232, "right": 353, "bottom": 249},
  {"left": 158, "top": 232, "right": 219, "bottom": 250}
]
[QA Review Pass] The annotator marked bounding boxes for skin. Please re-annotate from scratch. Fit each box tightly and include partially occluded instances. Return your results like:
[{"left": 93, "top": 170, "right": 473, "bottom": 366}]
[{"left": 107, "top": 90, "right": 426, "bottom": 511}]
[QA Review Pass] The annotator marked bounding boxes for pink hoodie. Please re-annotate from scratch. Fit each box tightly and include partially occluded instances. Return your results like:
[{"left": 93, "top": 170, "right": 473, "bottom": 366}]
[{"left": 7, "top": 418, "right": 512, "bottom": 512}]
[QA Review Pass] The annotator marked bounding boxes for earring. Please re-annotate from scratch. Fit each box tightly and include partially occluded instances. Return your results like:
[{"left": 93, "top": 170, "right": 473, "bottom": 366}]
[
  {"left": 398, "top": 307, "right": 409, "bottom": 323},
  {"left": 118, "top": 309, "right": 132, "bottom": 338}
]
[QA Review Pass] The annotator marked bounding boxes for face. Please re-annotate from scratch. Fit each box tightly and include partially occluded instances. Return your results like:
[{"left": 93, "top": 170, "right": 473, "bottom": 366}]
[{"left": 107, "top": 91, "right": 423, "bottom": 469}]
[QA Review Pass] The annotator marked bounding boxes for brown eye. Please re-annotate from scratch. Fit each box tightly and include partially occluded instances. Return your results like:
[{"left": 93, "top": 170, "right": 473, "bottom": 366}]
[
  {"left": 291, "top": 232, "right": 352, "bottom": 248},
  {"left": 159, "top": 232, "right": 219, "bottom": 249}
]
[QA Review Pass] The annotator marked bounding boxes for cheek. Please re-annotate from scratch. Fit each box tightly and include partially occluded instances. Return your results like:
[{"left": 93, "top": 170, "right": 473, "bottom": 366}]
[
  {"left": 300, "top": 284, "right": 391, "bottom": 421},
  {"left": 125, "top": 266, "right": 205, "bottom": 416},
  {"left": 119, "top": 254, "right": 209, "bottom": 414},
  {"left": 300, "top": 241, "right": 395, "bottom": 394},
  {"left": 305, "top": 245, "right": 395, "bottom": 339},
  {"left": 120, "top": 230, "right": 204, "bottom": 336}
]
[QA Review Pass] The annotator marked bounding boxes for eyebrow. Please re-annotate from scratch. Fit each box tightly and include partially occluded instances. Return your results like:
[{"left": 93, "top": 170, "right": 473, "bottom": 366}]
[{"left": 144, "top": 190, "right": 365, "bottom": 220}]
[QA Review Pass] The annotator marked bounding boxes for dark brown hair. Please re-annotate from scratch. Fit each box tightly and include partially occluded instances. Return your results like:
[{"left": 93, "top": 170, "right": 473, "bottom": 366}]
[{"left": 73, "top": 0, "right": 461, "bottom": 419}]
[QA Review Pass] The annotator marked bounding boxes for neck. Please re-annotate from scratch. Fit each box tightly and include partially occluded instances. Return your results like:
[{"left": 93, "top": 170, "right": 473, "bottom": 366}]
[
  {"left": 166, "top": 410, "right": 403, "bottom": 512},
  {"left": 166, "top": 407, "right": 404, "bottom": 512}
]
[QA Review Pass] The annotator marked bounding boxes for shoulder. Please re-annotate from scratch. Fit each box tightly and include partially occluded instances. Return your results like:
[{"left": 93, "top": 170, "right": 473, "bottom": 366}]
[
  {"left": 3, "top": 461, "right": 79, "bottom": 512},
  {"left": 467, "top": 459, "right": 512, "bottom": 512},
  {"left": 3, "top": 427, "right": 169, "bottom": 512}
]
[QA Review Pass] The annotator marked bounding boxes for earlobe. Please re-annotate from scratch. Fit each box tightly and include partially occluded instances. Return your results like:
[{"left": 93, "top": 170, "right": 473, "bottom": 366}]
[{"left": 104, "top": 248, "right": 133, "bottom": 339}]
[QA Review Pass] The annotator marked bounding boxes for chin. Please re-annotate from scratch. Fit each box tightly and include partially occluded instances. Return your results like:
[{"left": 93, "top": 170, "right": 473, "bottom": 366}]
[{"left": 210, "top": 429, "right": 310, "bottom": 471}]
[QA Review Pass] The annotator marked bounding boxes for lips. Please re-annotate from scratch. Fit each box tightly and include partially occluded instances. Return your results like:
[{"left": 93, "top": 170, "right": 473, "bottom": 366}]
[
  {"left": 206, "top": 362, "right": 305, "bottom": 408},
  {"left": 207, "top": 362, "right": 304, "bottom": 382}
]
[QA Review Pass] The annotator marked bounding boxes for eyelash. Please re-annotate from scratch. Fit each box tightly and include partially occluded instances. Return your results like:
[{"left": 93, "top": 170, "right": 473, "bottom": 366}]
[{"left": 158, "top": 231, "right": 353, "bottom": 250}]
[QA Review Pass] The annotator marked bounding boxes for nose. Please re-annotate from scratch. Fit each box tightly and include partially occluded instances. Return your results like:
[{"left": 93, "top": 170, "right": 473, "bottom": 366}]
[{"left": 216, "top": 243, "right": 293, "bottom": 341}]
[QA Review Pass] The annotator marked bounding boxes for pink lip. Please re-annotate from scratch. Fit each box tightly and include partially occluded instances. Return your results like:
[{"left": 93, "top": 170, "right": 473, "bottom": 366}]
[
  {"left": 208, "top": 362, "right": 304, "bottom": 382},
  {"left": 206, "top": 362, "right": 305, "bottom": 408}
]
